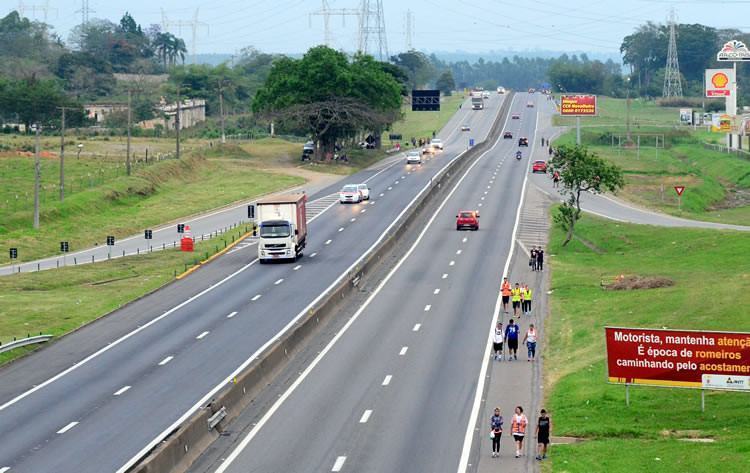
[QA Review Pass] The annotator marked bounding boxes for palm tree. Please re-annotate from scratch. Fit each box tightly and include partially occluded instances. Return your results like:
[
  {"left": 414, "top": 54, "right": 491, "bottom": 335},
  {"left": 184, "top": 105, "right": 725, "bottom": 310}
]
[
  {"left": 152, "top": 32, "right": 171, "bottom": 69},
  {"left": 173, "top": 37, "right": 187, "bottom": 65}
]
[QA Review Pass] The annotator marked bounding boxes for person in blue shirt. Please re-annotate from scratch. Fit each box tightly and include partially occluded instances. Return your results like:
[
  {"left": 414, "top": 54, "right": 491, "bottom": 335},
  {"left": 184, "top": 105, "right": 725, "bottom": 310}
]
[
  {"left": 490, "top": 407, "right": 503, "bottom": 458},
  {"left": 504, "top": 318, "right": 521, "bottom": 360}
]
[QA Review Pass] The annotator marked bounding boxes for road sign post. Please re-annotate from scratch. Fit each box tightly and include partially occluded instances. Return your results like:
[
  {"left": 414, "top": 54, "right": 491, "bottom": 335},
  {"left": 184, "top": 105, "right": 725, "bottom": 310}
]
[
  {"left": 145, "top": 229, "right": 153, "bottom": 240},
  {"left": 674, "top": 186, "right": 685, "bottom": 211},
  {"left": 106, "top": 235, "right": 115, "bottom": 259},
  {"left": 177, "top": 223, "right": 185, "bottom": 234},
  {"left": 60, "top": 241, "right": 69, "bottom": 266},
  {"left": 559, "top": 95, "right": 597, "bottom": 146}
]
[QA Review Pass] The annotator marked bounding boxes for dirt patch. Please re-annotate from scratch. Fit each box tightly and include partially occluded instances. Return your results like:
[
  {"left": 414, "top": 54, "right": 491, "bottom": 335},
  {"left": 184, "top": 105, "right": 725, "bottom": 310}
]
[
  {"left": 605, "top": 275, "right": 674, "bottom": 291},
  {"left": 709, "top": 186, "right": 750, "bottom": 210},
  {"left": 660, "top": 430, "right": 715, "bottom": 442},
  {"left": 573, "top": 235, "right": 606, "bottom": 254},
  {"left": 551, "top": 436, "right": 586, "bottom": 445}
]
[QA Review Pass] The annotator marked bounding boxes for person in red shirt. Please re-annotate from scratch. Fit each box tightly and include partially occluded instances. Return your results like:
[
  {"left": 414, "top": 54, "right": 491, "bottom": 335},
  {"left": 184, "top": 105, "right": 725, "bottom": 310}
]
[{"left": 501, "top": 277, "right": 512, "bottom": 314}]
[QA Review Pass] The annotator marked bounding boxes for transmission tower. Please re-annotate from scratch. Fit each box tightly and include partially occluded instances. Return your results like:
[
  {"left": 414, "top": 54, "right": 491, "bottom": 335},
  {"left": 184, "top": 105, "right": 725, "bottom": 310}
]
[
  {"left": 75, "top": 0, "right": 93, "bottom": 29},
  {"left": 310, "top": 0, "right": 360, "bottom": 47},
  {"left": 404, "top": 9, "right": 415, "bottom": 51},
  {"left": 358, "top": 0, "right": 389, "bottom": 60},
  {"left": 18, "top": 0, "right": 57, "bottom": 21},
  {"left": 663, "top": 7, "right": 683, "bottom": 98},
  {"left": 162, "top": 8, "right": 209, "bottom": 64}
]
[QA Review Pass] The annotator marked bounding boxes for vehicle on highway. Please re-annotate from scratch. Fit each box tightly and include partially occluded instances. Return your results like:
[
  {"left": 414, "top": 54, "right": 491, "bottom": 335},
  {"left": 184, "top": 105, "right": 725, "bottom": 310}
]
[
  {"left": 503, "top": 131, "right": 513, "bottom": 139},
  {"left": 529, "top": 88, "right": 536, "bottom": 93},
  {"left": 406, "top": 150, "right": 422, "bottom": 165},
  {"left": 339, "top": 184, "right": 365, "bottom": 203},
  {"left": 511, "top": 113, "right": 520, "bottom": 119},
  {"left": 471, "top": 95, "right": 484, "bottom": 110},
  {"left": 461, "top": 124, "right": 471, "bottom": 131},
  {"left": 257, "top": 194, "right": 307, "bottom": 262},
  {"left": 532, "top": 160, "right": 548, "bottom": 173},
  {"left": 430, "top": 138, "right": 444, "bottom": 151},
  {"left": 482, "top": 91, "right": 490, "bottom": 99},
  {"left": 526, "top": 101, "right": 534, "bottom": 108},
  {"left": 456, "top": 210, "right": 480, "bottom": 231},
  {"left": 518, "top": 137, "right": 529, "bottom": 147},
  {"left": 497, "top": 86, "right": 506, "bottom": 94},
  {"left": 516, "top": 151, "right": 522, "bottom": 160}
]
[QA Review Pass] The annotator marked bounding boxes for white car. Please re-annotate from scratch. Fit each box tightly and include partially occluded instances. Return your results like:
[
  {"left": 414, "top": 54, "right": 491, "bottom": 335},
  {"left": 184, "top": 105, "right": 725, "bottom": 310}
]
[
  {"left": 461, "top": 125, "right": 471, "bottom": 131},
  {"left": 430, "top": 138, "right": 444, "bottom": 151},
  {"left": 406, "top": 150, "right": 422, "bottom": 164},
  {"left": 339, "top": 184, "right": 364, "bottom": 203},
  {"left": 356, "top": 183, "right": 370, "bottom": 200}
]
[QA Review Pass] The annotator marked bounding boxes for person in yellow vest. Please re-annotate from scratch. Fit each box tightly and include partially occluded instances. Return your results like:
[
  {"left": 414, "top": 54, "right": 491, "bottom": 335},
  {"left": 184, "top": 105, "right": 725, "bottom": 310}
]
[
  {"left": 511, "top": 283, "right": 522, "bottom": 317},
  {"left": 523, "top": 284, "right": 533, "bottom": 315}
]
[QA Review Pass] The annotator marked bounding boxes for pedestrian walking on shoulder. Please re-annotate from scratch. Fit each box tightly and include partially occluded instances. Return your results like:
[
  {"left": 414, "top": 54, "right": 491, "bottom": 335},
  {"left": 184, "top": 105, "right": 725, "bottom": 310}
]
[
  {"left": 523, "top": 284, "right": 532, "bottom": 315},
  {"left": 552, "top": 170, "right": 560, "bottom": 188},
  {"left": 535, "top": 409, "right": 552, "bottom": 461},
  {"left": 548, "top": 146, "right": 553, "bottom": 156},
  {"left": 536, "top": 248, "right": 544, "bottom": 271},
  {"left": 511, "top": 406, "right": 528, "bottom": 458},
  {"left": 511, "top": 283, "right": 522, "bottom": 317},
  {"left": 529, "top": 247, "right": 537, "bottom": 271},
  {"left": 490, "top": 407, "right": 503, "bottom": 457},
  {"left": 492, "top": 322, "right": 504, "bottom": 361},
  {"left": 522, "top": 323, "right": 538, "bottom": 361},
  {"left": 504, "top": 319, "right": 520, "bottom": 360},
  {"left": 501, "top": 277, "right": 512, "bottom": 314}
]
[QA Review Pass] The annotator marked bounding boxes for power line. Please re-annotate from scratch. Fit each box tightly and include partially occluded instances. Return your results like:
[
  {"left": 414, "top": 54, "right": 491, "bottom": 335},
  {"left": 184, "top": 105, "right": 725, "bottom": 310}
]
[
  {"left": 358, "top": 0, "right": 388, "bottom": 60},
  {"left": 310, "top": 0, "right": 360, "bottom": 47},
  {"left": 663, "top": 7, "right": 683, "bottom": 98},
  {"left": 75, "top": 0, "right": 94, "bottom": 29},
  {"left": 162, "top": 8, "right": 209, "bottom": 64}
]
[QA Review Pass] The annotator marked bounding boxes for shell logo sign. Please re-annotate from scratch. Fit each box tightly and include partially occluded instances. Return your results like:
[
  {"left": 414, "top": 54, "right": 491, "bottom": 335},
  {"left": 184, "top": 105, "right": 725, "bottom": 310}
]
[{"left": 705, "top": 68, "right": 734, "bottom": 97}]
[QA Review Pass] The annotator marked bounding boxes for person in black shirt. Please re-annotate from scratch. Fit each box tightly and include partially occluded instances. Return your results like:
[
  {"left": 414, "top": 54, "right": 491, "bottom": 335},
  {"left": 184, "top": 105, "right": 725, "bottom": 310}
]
[
  {"left": 536, "top": 248, "right": 544, "bottom": 271},
  {"left": 529, "top": 247, "right": 537, "bottom": 271},
  {"left": 535, "top": 409, "right": 552, "bottom": 461}
]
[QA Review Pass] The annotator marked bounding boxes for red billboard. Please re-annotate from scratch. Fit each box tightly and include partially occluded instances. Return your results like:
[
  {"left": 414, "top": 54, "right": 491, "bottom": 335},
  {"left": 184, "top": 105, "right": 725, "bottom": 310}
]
[
  {"left": 606, "top": 327, "right": 750, "bottom": 391},
  {"left": 559, "top": 95, "right": 597, "bottom": 116}
]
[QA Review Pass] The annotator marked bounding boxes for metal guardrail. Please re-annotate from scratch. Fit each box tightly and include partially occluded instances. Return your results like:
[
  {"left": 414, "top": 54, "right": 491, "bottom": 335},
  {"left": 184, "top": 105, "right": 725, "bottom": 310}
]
[
  {"left": 703, "top": 142, "right": 750, "bottom": 160},
  {"left": 0, "top": 334, "right": 53, "bottom": 354}
]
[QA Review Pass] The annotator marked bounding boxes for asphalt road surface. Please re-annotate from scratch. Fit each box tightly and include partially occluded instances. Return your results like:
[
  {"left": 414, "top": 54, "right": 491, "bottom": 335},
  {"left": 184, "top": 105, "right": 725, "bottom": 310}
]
[
  {"left": 206, "top": 93, "right": 541, "bottom": 473},
  {"left": 0, "top": 95, "right": 505, "bottom": 473}
]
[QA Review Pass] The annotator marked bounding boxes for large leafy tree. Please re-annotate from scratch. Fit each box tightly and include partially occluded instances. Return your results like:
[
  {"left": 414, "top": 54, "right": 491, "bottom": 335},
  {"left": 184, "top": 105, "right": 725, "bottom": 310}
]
[
  {"left": 253, "top": 46, "right": 401, "bottom": 159},
  {"left": 548, "top": 145, "right": 625, "bottom": 246},
  {"left": 0, "top": 77, "right": 79, "bottom": 129},
  {"left": 435, "top": 70, "right": 456, "bottom": 95}
]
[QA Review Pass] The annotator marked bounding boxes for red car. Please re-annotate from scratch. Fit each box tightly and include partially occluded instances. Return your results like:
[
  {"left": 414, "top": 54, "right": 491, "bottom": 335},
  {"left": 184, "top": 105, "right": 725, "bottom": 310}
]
[
  {"left": 456, "top": 210, "right": 480, "bottom": 231},
  {"left": 532, "top": 160, "right": 547, "bottom": 173}
]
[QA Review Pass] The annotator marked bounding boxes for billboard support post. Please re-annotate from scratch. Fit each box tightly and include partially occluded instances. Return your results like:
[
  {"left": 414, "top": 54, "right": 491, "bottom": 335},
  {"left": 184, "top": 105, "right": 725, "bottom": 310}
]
[
  {"left": 576, "top": 117, "right": 581, "bottom": 145},
  {"left": 701, "top": 389, "right": 705, "bottom": 412},
  {"left": 625, "top": 383, "right": 630, "bottom": 407}
]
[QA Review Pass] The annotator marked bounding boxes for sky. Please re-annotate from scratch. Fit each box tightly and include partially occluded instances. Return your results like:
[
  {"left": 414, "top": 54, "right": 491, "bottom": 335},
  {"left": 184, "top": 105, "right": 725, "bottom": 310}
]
[{"left": 6, "top": 0, "right": 750, "bottom": 57}]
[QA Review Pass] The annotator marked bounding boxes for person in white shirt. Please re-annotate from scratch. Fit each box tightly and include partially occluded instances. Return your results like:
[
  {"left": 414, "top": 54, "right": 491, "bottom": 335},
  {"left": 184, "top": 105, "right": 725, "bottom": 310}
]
[
  {"left": 492, "top": 322, "right": 504, "bottom": 361},
  {"left": 522, "top": 323, "right": 538, "bottom": 361}
]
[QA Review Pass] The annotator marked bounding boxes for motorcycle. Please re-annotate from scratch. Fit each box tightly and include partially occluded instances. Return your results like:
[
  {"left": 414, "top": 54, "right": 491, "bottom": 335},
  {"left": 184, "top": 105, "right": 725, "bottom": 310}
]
[{"left": 516, "top": 151, "right": 522, "bottom": 160}]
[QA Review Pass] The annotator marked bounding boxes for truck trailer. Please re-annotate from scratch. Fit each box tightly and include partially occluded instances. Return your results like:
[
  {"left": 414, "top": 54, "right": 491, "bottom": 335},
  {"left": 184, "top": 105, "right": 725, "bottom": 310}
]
[{"left": 256, "top": 194, "right": 307, "bottom": 263}]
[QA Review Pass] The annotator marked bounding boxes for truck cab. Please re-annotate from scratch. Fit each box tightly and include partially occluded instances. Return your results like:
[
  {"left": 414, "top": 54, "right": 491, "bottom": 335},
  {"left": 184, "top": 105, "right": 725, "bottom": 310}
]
[{"left": 256, "top": 194, "right": 307, "bottom": 263}]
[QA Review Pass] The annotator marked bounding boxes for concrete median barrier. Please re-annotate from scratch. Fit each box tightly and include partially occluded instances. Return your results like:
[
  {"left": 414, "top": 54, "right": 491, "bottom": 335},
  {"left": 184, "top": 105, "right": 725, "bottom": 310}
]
[{"left": 128, "top": 93, "right": 516, "bottom": 473}]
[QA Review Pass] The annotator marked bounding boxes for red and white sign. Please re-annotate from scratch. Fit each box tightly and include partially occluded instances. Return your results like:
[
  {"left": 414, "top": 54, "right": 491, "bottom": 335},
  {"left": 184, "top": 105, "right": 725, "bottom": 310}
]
[
  {"left": 606, "top": 327, "right": 750, "bottom": 390},
  {"left": 717, "top": 40, "right": 750, "bottom": 62},
  {"left": 705, "top": 68, "right": 734, "bottom": 97},
  {"left": 674, "top": 186, "right": 685, "bottom": 196},
  {"left": 559, "top": 95, "right": 597, "bottom": 116}
]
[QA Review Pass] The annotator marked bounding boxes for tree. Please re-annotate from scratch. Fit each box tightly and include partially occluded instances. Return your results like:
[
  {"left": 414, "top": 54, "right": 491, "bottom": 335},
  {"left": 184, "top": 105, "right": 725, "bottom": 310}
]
[
  {"left": 435, "top": 70, "right": 456, "bottom": 95},
  {"left": 548, "top": 145, "right": 625, "bottom": 246},
  {"left": 253, "top": 46, "right": 401, "bottom": 159},
  {"left": 391, "top": 50, "right": 434, "bottom": 90}
]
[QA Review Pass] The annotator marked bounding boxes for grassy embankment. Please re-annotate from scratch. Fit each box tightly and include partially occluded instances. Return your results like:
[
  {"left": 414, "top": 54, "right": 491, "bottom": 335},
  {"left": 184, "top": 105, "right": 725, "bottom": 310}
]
[
  {"left": 553, "top": 97, "right": 750, "bottom": 225},
  {"left": 543, "top": 214, "right": 750, "bottom": 473},
  {"left": 0, "top": 140, "right": 303, "bottom": 262},
  {"left": 0, "top": 225, "right": 249, "bottom": 365}
]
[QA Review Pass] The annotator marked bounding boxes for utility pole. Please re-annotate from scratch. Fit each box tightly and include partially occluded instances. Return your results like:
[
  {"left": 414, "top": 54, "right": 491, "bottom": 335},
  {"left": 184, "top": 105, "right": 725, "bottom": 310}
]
[
  {"left": 33, "top": 124, "right": 41, "bottom": 229},
  {"left": 176, "top": 86, "right": 181, "bottom": 160},
  {"left": 218, "top": 82, "right": 226, "bottom": 144},
  {"left": 404, "top": 9, "right": 415, "bottom": 51},
  {"left": 57, "top": 106, "right": 76, "bottom": 201},
  {"left": 126, "top": 89, "right": 132, "bottom": 175}
]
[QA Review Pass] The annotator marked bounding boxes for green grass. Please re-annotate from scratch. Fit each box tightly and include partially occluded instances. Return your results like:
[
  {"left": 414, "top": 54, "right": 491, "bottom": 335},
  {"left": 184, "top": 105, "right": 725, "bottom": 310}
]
[
  {"left": 544, "top": 214, "right": 750, "bottom": 472},
  {"left": 552, "top": 96, "right": 750, "bottom": 226},
  {"left": 0, "top": 225, "right": 251, "bottom": 365},
  {"left": 1, "top": 146, "right": 303, "bottom": 263}
]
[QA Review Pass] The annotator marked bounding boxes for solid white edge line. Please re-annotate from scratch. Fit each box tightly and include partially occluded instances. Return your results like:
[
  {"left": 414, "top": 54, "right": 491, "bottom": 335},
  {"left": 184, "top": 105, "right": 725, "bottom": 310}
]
[
  {"left": 212, "top": 108, "right": 506, "bottom": 473},
  {"left": 332, "top": 456, "right": 346, "bottom": 472},
  {"left": 0, "top": 466, "right": 10, "bottom": 473},
  {"left": 359, "top": 410, "right": 372, "bottom": 423},
  {"left": 113, "top": 386, "right": 131, "bottom": 396},
  {"left": 456, "top": 94, "right": 532, "bottom": 473},
  {"left": 56, "top": 421, "right": 78, "bottom": 434}
]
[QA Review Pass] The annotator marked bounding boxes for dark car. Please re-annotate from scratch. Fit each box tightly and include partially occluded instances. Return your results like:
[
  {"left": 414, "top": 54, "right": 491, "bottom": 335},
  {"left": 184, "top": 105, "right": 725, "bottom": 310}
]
[
  {"left": 518, "top": 137, "right": 529, "bottom": 147},
  {"left": 456, "top": 210, "right": 479, "bottom": 231},
  {"left": 503, "top": 131, "right": 513, "bottom": 139},
  {"left": 511, "top": 113, "right": 520, "bottom": 119}
]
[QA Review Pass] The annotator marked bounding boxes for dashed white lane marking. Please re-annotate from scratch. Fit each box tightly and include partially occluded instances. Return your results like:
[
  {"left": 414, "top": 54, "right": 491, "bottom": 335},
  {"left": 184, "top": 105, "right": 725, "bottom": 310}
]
[
  {"left": 251, "top": 294, "right": 262, "bottom": 301},
  {"left": 227, "top": 311, "right": 237, "bottom": 318},
  {"left": 434, "top": 289, "right": 440, "bottom": 295},
  {"left": 158, "top": 356, "right": 174, "bottom": 366},
  {"left": 481, "top": 197, "right": 485, "bottom": 201},
  {"left": 401, "top": 176, "right": 406, "bottom": 179},
  {"left": 388, "top": 187, "right": 392, "bottom": 190},
  {"left": 399, "top": 347, "right": 408, "bottom": 355},
  {"left": 332, "top": 456, "right": 346, "bottom": 472},
  {"left": 325, "top": 240, "right": 332, "bottom": 245},
  {"left": 351, "top": 218, "right": 356, "bottom": 222},
  {"left": 338, "top": 227, "right": 344, "bottom": 232},
  {"left": 442, "top": 273, "right": 448, "bottom": 279},
  {"left": 293, "top": 265, "right": 301, "bottom": 271},
  {"left": 413, "top": 323, "right": 421, "bottom": 332},
  {"left": 487, "top": 186, "right": 491, "bottom": 189},
  {"left": 395, "top": 181, "right": 400, "bottom": 185},
  {"left": 456, "top": 250, "right": 462, "bottom": 255},
  {"left": 462, "top": 237, "right": 467, "bottom": 243},
  {"left": 424, "top": 305, "right": 431, "bottom": 311},
  {"left": 361, "top": 209, "right": 367, "bottom": 213},
  {"left": 57, "top": 421, "right": 79, "bottom": 434},
  {"left": 359, "top": 410, "right": 373, "bottom": 423},
  {"left": 0, "top": 466, "right": 10, "bottom": 473},
  {"left": 478, "top": 203, "right": 483, "bottom": 207},
  {"left": 380, "top": 192, "right": 385, "bottom": 197},
  {"left": 310, "top": 252, "right": 317, "bottom": 257},
  {"left": 449, "top": 260, "right": 455, "bottom": 266},
  {"left": 196, "top": 331, "right": 210, "bottom": 340},
  {"left": 113, "top": 386, "right": 131, "bottom": 396},
  {"left": 370, "top": 201, "right": 376, "bottom": 205},
  {"left": 274, "top": 278, "right": 284, "bottom": 285},
  {"left": 484, "top": 191, "right": 488, "bottom": 195},
  {"left": 382, "top": 375, "right": 393, "bottom": 386}
]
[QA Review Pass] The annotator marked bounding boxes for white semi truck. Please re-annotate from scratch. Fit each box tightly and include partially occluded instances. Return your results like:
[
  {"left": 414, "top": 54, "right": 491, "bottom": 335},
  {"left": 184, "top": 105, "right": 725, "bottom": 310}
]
[{"left": 256, "top": 194, "right": 307, "bottom": 263}]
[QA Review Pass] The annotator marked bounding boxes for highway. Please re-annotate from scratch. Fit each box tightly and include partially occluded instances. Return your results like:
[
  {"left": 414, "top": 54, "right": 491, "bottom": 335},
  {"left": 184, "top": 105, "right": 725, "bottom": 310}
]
[
  {"left": 203, "top": 93, "right": 541, "bottom": 473},
  {"left": 0, "top": 94, "right": 505, "bottom": 473}
]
